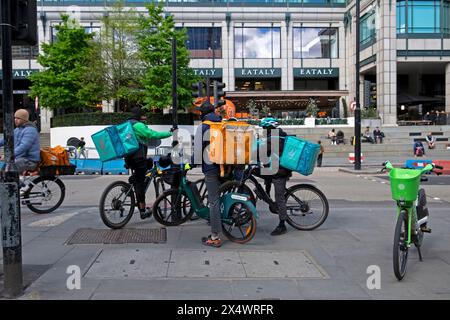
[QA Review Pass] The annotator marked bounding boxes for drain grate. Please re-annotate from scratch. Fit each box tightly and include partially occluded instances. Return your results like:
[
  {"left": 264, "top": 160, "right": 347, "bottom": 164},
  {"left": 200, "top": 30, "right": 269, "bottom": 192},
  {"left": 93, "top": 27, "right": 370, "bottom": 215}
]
[{"left": 66, "top": 228, "right": 167, "bottom": 245}]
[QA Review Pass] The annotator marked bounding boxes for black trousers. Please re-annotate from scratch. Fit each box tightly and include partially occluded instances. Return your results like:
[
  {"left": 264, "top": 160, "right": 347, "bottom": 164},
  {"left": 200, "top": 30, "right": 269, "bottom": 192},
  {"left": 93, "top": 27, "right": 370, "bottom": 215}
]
[{"left": 125, "top": 157, "right": 147, "bottom": 205}]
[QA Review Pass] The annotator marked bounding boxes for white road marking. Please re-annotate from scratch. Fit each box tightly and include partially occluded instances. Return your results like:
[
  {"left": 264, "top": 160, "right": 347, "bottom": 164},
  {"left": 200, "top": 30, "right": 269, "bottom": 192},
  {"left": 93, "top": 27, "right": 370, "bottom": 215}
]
[{"left": 28, "top": 213, "right": 78, "bottom": 227}]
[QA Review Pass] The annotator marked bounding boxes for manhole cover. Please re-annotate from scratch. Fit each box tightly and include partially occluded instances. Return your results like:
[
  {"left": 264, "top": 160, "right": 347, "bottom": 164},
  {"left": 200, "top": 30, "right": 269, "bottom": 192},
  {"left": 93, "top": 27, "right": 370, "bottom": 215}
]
[{"left": 65, "top": 228, "right": 167, "bottom": 245}]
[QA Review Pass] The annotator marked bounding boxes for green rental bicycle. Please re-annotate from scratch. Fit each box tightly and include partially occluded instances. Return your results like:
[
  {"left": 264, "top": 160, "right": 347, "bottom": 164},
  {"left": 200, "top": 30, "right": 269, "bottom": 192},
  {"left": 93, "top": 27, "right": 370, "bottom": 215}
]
[
  {"left": 382, "top": 161, "right": 443, "bottom": 280},
  {"left": 152, "top": 163, "right": 259, "bottom": 244}
]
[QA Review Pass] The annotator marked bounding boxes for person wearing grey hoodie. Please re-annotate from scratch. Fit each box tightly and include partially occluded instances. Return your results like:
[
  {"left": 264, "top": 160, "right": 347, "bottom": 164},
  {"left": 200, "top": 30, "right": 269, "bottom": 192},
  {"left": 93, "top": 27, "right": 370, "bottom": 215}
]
[{"left": 0, "top": 109, "right": 40, "bottom": 173}]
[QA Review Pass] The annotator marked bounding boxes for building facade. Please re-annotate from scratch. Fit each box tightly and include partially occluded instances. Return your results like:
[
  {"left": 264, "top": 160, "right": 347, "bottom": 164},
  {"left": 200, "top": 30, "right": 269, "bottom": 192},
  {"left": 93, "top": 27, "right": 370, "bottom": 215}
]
[{"left": 2, "top": 0, "right": 450, "bottom": 132}]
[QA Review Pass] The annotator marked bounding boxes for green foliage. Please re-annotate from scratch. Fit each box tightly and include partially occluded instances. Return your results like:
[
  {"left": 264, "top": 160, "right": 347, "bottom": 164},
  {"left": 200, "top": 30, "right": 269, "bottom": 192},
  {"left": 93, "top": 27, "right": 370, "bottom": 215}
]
[
  {"left": 51, "top": 112, "right": 193, "bottom": 127},
  {"left": 136, "top": 3, "right": 197, "bottom": 111},
  {"left": 305, "top": 98, "right": 319, "bottom": 117},
  {"left": 246, "top": 100, "right": 258, "bottom": 118},
  {"left": 341, "top": 97, "right": 349, "bottom": 118},
  {"left": 97, "top": 1, "right": 144, "bottom": 111},
  {"left": 29, "top": 15, "right": 103, "bottom": 112},
  {"left": 315, "top": 118, "right": 348, "bottom": 125},
  {"left": 260, "top": 105, "right": 271, "bottom": 117},
  {"left": 361, "top": 107, "right": 380, "bottom": 119}
]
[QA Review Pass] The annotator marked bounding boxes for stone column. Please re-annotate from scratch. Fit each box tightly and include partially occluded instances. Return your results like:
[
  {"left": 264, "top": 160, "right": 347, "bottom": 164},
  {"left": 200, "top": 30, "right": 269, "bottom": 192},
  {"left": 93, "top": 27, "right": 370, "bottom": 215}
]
[
  {"left": 376, "top": 0, "right": 397, "bottom": 126},
  {"left": 446, "top": 63, "right": 450, "bottom": 114}
]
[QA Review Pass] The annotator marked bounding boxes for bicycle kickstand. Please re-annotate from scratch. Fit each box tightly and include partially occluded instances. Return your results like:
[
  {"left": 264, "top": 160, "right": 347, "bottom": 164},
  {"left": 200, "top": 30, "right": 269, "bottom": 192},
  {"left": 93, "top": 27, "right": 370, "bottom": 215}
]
[{"left": 417, "top": 246, "right": 423, "bottom": 262}]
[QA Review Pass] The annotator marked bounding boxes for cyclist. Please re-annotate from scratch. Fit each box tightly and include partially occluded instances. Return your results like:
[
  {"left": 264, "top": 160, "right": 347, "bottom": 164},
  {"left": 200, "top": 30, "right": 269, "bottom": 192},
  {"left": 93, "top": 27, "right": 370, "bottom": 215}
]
[
  {"left": 197, "top": 100, "right": 223, "bottom": 247},
  {"left": 1, "top": 109, "right": 40, "bottom": 191},
  {"left": 125, "top": 106, "right": 173, "bottom": 219},
  {"left": 257, "top": 117, "right": 292, "bottom": 236}
]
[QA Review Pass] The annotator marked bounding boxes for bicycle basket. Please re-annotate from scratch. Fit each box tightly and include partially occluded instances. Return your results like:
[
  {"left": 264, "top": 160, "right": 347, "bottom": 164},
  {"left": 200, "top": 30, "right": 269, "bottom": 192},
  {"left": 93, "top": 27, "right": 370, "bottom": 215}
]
[
  {"left": 389, "top": 168, "right": 422, "bottom": 201},
  {"left": 40, "top": 165, "right": 76, "bottom": 176}
]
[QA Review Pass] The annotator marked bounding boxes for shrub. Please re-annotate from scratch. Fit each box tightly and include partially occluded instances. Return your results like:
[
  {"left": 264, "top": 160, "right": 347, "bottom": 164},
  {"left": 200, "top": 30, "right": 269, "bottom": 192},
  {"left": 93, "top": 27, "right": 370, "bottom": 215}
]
[{"left": 51, "top": 112, "right": 194, "bottom": 127}]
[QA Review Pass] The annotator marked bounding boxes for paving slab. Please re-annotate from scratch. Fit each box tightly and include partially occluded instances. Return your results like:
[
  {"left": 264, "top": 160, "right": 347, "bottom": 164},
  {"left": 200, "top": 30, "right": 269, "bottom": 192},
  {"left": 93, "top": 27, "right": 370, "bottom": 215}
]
[
  {"left": 239, "top": 250, "right": 327, "bottom": 279},
  {"left": 85, "top": 248, "right": 171, "bottom": 279},
  {"left": 168, "top": 249, "right": 246, "bottom": 278}
]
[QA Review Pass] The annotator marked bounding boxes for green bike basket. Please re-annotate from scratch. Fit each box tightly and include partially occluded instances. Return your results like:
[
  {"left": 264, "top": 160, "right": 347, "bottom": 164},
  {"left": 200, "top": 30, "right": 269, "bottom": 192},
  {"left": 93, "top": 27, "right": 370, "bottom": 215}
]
[{"left": 389, "top": 168, "right": 422, "bottom": 201}]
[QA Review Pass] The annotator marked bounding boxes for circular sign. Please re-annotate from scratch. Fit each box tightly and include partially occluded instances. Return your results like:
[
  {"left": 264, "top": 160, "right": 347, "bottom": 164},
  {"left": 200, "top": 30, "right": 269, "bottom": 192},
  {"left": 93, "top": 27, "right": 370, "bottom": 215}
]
[{"left": 350, "top": 101, "right": 357, "bottom": 112}]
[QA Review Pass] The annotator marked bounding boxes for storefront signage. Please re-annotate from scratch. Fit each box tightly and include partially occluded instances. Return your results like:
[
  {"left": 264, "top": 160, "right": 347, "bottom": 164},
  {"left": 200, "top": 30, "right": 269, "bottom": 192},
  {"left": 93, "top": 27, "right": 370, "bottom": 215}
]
[
  {"left": 192, "top": 68, "right": 222, "bottom": 77},
  {"left": 293, "top": 68, "right": 339, "bottom": 78},
  {"left": 235, "top": 68, "right": 281, "bottom": 78},
  {"left": 0, "top": 69, "right": 39, "bottom": 79}
]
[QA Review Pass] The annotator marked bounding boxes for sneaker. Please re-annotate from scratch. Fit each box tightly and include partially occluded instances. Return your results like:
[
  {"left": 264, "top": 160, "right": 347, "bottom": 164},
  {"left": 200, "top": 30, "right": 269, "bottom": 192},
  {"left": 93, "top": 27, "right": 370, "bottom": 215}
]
[
  {"left": 202, "top": 235, "right": 222, "bottom": 248},
  {"left": 140, "top": 207, "right": 152, "bottom": 220},
  {"left": 270, "top": 224, "right": 287, "bottom": 236}
]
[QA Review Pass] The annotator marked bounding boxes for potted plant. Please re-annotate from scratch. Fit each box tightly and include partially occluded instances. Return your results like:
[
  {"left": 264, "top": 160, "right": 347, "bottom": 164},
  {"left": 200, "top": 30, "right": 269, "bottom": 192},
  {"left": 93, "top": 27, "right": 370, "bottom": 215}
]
[
  {"left": 304, "top": 98, "right": 318, "bottom": 127},
  {"left": 361, "top": 106, "right": 381, "bottom": 127}
]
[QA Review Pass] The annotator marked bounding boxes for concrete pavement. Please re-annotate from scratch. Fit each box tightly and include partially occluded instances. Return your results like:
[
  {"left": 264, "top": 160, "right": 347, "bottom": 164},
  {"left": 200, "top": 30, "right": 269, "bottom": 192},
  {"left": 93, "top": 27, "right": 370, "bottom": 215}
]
[{"left": 1, "top": 168, "right": 450, "bottom": 300}]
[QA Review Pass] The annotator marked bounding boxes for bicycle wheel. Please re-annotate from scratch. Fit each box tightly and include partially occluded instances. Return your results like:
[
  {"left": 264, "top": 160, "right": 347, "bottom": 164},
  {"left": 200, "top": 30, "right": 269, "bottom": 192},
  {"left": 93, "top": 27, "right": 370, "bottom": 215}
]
[
  {"left": 153, "top": 189, "right": 194, "bottom": 226},
  {"left": 24, "top": 176, "right": 65, "bottom": 214},
  {"left": 285, "top": 184, "right": 329, "bottom": 231},
  {"left": 222, "top": 202, "right": 257, "bottom": 244},
  {"left": 393, "top": 210, "right": 409, "bottom": 281},
  {"left": 218, "top": 181, "right": 256, "bottom": 205},
  {"left": 99, "top": 181, "right": 135, "bottom": 229}
]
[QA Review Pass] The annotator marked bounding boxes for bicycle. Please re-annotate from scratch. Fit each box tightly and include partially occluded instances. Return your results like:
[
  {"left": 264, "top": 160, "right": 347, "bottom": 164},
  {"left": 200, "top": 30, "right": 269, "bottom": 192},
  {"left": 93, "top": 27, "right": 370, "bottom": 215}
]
[
  {"left": 0, "top": 163, "right": 67, "bottom": 214},
  {"left": 218, "top": 164, "right": 329, "bottom": 231},
  {"left": 99, "top": 157, "right": 177, "bottom": 229},
  {"left": 152, "top": 163, "right": 259, "bottom": 244},
  {"left": 382, "top": 161, "right": 443, "bottom": 280}
]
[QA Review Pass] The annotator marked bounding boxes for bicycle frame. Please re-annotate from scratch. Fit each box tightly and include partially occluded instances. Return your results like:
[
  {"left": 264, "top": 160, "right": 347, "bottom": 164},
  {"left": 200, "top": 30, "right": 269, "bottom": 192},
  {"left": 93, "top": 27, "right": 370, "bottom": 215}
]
[{"left": 396, "top": 202, "right": 418, "bottom": 247}]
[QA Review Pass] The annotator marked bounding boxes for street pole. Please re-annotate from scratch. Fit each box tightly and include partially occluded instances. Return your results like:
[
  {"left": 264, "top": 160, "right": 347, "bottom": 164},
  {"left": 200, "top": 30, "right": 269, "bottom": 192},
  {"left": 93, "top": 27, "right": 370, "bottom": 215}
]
[
  {"left": 354, "top": 0, "right": 362, "bottom": 170},
  {"left": 1, "top": 0, "right": 24, "bottom": 298},
  {"left": 171, "top": 37, "right": 178, "bottom": 134}
]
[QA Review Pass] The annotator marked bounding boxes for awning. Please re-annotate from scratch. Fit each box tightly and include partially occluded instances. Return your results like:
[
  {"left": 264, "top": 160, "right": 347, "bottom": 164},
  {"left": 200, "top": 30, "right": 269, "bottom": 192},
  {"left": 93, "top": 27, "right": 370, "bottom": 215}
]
[{"left": 397, "top": 92, "right": 444, "bottom": 106}]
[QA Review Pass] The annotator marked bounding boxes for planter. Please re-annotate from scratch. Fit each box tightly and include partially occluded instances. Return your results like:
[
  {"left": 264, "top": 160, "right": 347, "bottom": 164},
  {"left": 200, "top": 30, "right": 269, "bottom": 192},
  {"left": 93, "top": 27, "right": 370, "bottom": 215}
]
[
  {"left": 304, "top": 117, "right": 316, "bottom": 128},
  {"left": 361, "top": 119, "right": 381, "bottom": 128}
]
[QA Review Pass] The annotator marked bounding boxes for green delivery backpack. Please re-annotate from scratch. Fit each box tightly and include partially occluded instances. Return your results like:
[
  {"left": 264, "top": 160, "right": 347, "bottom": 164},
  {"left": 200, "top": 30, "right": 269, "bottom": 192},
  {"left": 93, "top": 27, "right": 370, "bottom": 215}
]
[
  {"left": 280, "top": 136, "right": 320, "bottom": 176},
  {"left": 91, "top": 121, "right": 140, "bottom": 162}
]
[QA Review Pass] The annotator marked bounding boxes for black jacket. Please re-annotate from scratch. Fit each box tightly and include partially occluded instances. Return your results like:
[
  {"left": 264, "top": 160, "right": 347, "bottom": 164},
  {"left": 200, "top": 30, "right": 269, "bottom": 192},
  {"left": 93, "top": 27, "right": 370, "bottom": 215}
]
[
  {"left": 257, "top": 128, "right": 292, "bottom": 178},
  {"left": 197, "top": 112, "right": 222, "bottom": 175}
]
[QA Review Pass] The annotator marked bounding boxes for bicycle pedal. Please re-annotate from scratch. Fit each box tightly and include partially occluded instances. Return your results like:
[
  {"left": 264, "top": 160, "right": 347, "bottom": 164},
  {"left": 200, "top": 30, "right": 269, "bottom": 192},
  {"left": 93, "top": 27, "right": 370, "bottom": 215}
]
[{"left": 421, "top": 227, "right": 432, "bottom": 233}]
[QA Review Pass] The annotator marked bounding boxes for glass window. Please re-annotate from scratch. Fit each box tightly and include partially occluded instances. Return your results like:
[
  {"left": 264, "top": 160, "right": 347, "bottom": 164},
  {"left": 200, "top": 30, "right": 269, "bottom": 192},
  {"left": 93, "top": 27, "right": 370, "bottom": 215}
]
[
  {"left": 360, "top": 12, "right": 376, "bottom": 46},
  {"left": 397, "top": 0, "right": 449, "bottom": 34},
  {"left": 293, "top": 27, "right": 338, "bottom": 59},
  {"left": 234, "top": 27, "right": 281, "bottom": 59},
  {"left": 185, "top": 27, "right": 222, "bottom": 59}
]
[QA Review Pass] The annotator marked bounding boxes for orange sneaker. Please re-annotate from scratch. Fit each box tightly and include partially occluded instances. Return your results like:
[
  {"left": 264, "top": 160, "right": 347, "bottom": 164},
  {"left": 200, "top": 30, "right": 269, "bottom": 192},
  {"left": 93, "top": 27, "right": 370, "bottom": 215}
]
[{"left": 202, "top": 235, "right": 222, "bottom": 248}]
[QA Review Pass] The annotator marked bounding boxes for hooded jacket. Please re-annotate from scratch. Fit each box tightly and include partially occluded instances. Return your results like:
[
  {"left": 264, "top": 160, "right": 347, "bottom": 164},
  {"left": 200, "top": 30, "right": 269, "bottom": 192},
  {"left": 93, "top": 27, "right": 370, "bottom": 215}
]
[{"left": 0, "top": 122, "right": 40, "bottom": 162}]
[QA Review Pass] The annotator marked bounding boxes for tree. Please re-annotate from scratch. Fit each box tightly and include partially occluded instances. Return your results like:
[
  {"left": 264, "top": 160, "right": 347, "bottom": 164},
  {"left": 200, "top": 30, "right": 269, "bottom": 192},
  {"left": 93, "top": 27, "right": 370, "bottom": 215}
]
[
  {"left": 305, "top": 98, "right": 319, "bottom": 117},
  {"left": 29, "top": 15, "right": 103, "bottom": 113},
  {"left": 260, "top": 105, "right": 271, "bottom": 117},
  {"left": 341, "top": 97, "right": 349, "bottom": 118},
  {"left": 97, "top": 1, "right": 144, "bottom": 112},
  {"left": 136, "top": 3, "right": 197, "bottom": 111},
  {"left": 246, "top": 99, "right": 259, "bottom": 119}
]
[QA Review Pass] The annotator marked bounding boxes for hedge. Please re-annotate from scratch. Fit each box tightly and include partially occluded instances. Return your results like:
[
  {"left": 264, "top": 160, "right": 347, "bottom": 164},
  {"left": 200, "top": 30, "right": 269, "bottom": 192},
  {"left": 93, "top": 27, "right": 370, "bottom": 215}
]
[
  {"left": 51, "top": 112, "right": 194, "bottom": 127},
  {"left": 315, "top": 118, "right": 348, "bottom": 125}
]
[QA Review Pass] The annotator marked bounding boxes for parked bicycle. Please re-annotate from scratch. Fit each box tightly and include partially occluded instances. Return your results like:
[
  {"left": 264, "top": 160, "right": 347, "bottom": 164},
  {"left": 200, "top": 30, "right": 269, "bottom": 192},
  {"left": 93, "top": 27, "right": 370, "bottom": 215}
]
[
  {"left": 99, "top": 157, "right": 176, "bottom": 229},
  {"left": 382, "top": 161, "right": 443, "bottom": 280},
  {"left": 218, "top": 164, "right": 329, "bottom": 231},
  {"left": 152, "top": 163, "right": 259, "bottom": 244}
]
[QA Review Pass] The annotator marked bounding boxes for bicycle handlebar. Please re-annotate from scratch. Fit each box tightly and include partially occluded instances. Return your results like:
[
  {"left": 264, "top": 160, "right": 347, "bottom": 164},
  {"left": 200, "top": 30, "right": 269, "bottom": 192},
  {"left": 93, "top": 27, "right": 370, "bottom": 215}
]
[{"left": 382, "top": 160, "right": 443, "bottom": 174}]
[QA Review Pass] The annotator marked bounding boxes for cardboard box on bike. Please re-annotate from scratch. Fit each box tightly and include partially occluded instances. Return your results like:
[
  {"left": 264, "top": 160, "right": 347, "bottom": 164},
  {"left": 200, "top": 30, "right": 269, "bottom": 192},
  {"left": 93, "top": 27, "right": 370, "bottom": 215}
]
[{"left": 203, "top": 121, "right": 254, "bottom": 165}]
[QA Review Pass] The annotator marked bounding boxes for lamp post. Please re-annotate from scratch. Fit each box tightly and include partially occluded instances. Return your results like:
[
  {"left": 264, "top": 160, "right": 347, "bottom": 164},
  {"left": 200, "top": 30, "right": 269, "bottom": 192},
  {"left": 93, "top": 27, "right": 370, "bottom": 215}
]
[{"left": 354, "top": 0, "right": 362, "bottom": 170}]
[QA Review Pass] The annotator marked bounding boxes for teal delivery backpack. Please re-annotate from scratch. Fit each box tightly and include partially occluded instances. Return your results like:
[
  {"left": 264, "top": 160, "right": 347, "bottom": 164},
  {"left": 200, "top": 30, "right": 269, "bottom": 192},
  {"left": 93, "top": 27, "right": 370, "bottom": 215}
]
[
  {"left": 280, "top": 136, "right": 320, "bottom": 176},
  {"left": 91, "top": 121, "right": 140, "bottom": 162}
]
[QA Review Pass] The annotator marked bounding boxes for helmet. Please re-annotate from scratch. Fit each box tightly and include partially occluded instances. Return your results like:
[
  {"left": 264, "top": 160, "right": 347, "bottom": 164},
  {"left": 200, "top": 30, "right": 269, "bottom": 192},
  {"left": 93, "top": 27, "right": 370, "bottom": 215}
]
[{"left": 260, "top": 117, "right": 279, "bottom": 128}]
